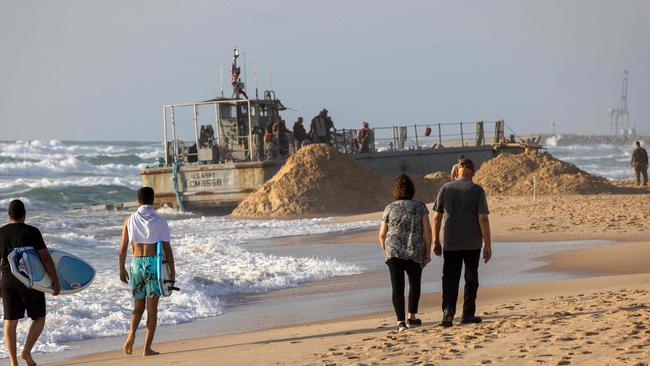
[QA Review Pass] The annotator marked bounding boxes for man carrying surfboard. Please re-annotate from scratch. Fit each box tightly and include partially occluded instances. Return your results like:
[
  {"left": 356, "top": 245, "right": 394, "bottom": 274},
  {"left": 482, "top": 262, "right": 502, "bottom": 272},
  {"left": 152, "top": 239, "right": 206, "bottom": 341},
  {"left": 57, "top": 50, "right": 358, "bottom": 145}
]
[
  {"left": 0, "top": 199, "right": 60, "bottom": 366},
  {"left": 119, "top": 187, "right": 176, "bottom": 356}
]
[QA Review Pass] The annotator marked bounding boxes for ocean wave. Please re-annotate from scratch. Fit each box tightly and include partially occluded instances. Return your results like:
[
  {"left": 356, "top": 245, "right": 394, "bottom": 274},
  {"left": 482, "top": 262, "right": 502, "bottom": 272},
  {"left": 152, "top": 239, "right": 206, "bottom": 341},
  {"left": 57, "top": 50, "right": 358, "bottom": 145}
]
[
  {"left": 547, "top": 144, "right": 636, "bottom": 180},
  {"left": 0, "top": 140, "right": 162, "bottom": 164},
  {"left": 0, "top": 197, "right": 32, "bottom": 207},
  {"left": 173, "top": 238, "right": 361, "bottom": 295},
  {"left": 0, "top": 185, "right": 137, "bottom": 207},
  {"left": 0, "top": 156, "right": 141, "bottom": 176},
  {"left": 0, "top": 215, "right": 374, "bottom": 358},
  {"left": 0, "top": 177, "right": 140, "bottom": 191},
  {"left": 165, "top": 216, "right": 373, "bottom": 295},
  {"left": 588, "top": 169, "right": 634, "bottom": 180},
  {"left": 77, "top": 154, "right": 150, "bottom": 166},
  {"left": 46, "top": 232, "right": 101, "bottom": 248},
  {"left": 558, "top": 154, "right": 623, "bottom": 162},
  {"left": 8, "top": 271, "right": 224, "bottom": 352}
]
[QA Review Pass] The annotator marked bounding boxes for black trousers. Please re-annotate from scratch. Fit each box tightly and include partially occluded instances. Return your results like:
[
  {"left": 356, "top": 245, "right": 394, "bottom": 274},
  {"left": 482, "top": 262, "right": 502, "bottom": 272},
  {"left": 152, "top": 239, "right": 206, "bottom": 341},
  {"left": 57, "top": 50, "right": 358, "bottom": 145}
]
[
  {"left": 387, "top": 258, "right": 423, "bottom": 322},
  {"left": 634, "top": 165, "right": 648, "bottom": 185},
  {"left": 442, "top": 249, "right": 481, "bottom": 318}
]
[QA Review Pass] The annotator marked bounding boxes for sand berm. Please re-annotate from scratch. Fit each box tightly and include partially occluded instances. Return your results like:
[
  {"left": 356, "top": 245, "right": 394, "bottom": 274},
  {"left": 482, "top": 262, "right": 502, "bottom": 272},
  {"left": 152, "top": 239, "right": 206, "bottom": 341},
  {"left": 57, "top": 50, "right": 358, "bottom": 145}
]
[
  {"left": 233, "top": 145, "right": 635, "bottom": 218},
  {"left": 474, "top": 152, "right": 629, "bottom": 195},
  {"left": 232, "top": 144, "right": 449, "bottom": 217}
]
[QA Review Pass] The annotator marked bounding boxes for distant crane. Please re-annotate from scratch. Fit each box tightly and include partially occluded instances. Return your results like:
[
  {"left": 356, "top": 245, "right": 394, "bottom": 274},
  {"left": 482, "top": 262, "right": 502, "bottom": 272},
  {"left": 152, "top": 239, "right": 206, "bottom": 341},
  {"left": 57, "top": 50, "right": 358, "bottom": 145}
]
[{"left": 608, "top": 70, "right": 634, "bottom": 136}]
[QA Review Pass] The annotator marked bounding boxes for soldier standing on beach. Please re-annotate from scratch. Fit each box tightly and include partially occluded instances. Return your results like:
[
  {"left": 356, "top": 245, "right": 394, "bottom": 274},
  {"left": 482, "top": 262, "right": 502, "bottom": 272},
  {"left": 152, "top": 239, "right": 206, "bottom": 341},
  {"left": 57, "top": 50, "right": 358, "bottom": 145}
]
[
  {"left": 630, "top": 141, "right": 648, "bottom": 186},
  {"left": 433, "top": 159, "right": 492, "bottom": 327}
]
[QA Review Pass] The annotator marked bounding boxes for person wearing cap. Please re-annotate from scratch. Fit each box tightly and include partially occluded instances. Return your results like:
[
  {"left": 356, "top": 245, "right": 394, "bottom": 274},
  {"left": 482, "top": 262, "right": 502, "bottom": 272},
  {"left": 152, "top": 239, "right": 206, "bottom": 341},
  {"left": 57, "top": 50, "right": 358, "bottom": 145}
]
[
  {"left": 630, "top": 141, "right": 648, "bottom": 186},
  {"left": 432, "top": 158, "right": 492, "bottom": 327},
  {"left": 449, "top": 155, "right": 465, "bottom": 180}
]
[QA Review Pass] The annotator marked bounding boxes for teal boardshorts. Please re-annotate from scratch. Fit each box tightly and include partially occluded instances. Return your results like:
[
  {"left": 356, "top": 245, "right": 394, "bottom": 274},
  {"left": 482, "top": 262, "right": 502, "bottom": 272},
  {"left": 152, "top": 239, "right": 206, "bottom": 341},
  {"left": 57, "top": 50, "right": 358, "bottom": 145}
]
[{"left": 130, "top": 256, "right": 161, "bottom": 300}]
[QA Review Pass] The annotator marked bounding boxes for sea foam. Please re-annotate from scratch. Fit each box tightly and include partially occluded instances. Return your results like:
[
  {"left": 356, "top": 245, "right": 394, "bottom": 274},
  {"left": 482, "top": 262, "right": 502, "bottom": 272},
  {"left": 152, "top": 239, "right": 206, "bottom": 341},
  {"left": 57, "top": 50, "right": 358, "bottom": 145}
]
[{"left": 0, "top": 213, "right": 376, "bottom": 358}]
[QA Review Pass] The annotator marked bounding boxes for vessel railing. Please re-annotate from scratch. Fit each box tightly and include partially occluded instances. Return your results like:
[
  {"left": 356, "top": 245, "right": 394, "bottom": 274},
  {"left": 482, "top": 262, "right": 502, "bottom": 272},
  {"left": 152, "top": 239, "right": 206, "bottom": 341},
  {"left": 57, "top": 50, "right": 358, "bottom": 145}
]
[
  {"left": 161, "top": 100, "right": 506, "bottom": 164},
  {"left": 333, "top": 120, "right": 504, "bottom": 154}
]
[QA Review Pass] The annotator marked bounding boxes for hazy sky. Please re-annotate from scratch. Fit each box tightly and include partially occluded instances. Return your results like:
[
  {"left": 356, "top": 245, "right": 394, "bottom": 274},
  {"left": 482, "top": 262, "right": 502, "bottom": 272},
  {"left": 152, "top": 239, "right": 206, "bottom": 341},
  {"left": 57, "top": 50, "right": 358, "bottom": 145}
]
[{"left": 1, "top": 0, "right": 649, "bottom": 140}]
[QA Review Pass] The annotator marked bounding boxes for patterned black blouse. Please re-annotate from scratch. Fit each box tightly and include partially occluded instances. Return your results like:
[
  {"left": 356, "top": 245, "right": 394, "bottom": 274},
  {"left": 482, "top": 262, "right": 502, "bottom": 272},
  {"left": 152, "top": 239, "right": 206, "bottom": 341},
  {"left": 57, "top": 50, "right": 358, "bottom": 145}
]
[{"left": 382, "top": 200, "right": 428, "bottom": 264}]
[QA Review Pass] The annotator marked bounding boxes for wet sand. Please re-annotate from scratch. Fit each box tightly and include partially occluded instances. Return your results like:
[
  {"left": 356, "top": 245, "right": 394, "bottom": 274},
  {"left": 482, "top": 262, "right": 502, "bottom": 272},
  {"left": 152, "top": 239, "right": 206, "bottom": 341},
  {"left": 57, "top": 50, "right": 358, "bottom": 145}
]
[{"left": 46, "top": 273, "right": 650, "bottom": 365}]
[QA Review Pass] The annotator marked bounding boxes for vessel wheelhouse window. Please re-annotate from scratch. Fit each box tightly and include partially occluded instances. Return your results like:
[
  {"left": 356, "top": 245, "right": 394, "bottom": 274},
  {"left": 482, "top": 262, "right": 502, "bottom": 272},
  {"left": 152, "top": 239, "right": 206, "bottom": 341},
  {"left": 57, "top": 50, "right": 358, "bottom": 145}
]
[{"left": 220, "top": 105, "right": 236, "bottom": 118}]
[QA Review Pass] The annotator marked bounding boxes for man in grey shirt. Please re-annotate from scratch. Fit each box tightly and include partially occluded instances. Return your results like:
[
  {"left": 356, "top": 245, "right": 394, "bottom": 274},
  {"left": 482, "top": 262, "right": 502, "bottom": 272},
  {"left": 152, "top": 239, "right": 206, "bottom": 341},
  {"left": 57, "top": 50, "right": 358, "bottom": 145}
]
[{"left": 432, "top": 159, "right": 492, "bottom": 327}]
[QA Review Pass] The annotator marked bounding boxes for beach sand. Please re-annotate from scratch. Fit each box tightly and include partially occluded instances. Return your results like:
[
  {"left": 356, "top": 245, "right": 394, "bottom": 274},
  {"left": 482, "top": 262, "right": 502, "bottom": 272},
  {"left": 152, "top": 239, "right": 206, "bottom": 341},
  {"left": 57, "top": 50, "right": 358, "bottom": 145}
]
[
  {"left": 46, "top": 273, "right": 650, "bottom": 366},
  {"left": 332, "top": 194, "right": 650, "bottom": 243},
  {"left": 45, "top": 194, "right": 650, "bottom": 366}
]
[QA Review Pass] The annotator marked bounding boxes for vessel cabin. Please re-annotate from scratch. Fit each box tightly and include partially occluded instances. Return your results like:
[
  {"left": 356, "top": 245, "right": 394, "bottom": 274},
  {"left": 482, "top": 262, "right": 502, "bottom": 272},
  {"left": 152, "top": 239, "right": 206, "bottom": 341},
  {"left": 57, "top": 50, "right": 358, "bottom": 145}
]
[{"left": 161, "top": 91, "right": 287, "bottom": 166}]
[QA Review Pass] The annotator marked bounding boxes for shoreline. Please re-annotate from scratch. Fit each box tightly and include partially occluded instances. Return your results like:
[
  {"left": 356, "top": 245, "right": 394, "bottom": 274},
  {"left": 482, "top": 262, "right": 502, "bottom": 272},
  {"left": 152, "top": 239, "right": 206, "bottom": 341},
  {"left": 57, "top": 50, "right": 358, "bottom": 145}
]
[
  {"left": 43, "top": 226, "right": 650, "bottom": 365},
  {"left": 46, "top": 272, "right": 650, "bottom": 366}
]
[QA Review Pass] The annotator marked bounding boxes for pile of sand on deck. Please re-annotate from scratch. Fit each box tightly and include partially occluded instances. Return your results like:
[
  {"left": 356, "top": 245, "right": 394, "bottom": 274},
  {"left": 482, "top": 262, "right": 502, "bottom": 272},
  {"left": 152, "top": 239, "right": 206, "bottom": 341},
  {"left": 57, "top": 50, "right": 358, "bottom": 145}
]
[
  {"left": 232, "top": 145, "right": 449, "bottom": 217},
  {"left": 232, "top": 144, "right": 391, "bottom": 217},
  {"left": 474, "top": 152, "right": 618, "bottom": 195}
]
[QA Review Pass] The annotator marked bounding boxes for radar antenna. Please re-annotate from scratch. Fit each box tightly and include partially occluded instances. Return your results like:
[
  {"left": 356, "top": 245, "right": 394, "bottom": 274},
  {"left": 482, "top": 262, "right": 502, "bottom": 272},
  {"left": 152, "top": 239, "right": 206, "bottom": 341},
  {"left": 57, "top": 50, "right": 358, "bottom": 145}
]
[{"left": 230, "top": 48, "right": 248, "bottom": 99}]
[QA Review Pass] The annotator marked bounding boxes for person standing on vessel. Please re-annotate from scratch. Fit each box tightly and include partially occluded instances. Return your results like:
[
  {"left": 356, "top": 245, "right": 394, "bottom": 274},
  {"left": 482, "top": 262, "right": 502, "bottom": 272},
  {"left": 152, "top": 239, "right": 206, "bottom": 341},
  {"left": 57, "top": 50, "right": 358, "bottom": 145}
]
[
  {"left": 325, "top": 112, "right": 335, "bottom": 145},
  {"left": 433, "top": 159, "right": 492, "bottom": 327},
  {"left": 359, "top": 121, "right": 372, "bottom": 153},
  {"left": 630, "top": 141, "right": 648, "bottom": 186},
  {"left": 293, "top": 117, "right": 308, "bottom": 150},
  {"left": 310, "top": 109, "right": 330, "bottom": 144},
  {"left": 379, "top": 175, "right": 432, "bottom": 332},
  {"left": 119, "top": 187, "right": 176, "bottom": 356},
  {"left": 449, "top": 155, "right": 465, "bottom": 180},
  {"left": 0, "top": 200, "right": 60, "bottom": 366}
]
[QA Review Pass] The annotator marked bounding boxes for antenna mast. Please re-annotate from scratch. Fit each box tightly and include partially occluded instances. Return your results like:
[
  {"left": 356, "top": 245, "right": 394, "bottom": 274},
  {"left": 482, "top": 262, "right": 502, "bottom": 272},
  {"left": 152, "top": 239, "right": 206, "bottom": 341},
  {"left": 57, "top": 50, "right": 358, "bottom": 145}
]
[
  {"left": 230, "top": 48, "right": 248, "bottom": 99},
  {"left": 265, "top": 38, "right": 274, "bottom": 91},
  {"left": 219, "top": 64, "right": 224, "bottom": 98},
  {"left": 253, "top": 61, "right": 259, "bottom": 99}
]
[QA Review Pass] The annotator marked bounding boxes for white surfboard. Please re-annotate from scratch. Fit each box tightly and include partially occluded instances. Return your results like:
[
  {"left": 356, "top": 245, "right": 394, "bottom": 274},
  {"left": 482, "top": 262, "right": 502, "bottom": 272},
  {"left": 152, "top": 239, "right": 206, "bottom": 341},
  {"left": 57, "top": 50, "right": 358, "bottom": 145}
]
[
  {"left": 8, "top": 246, "right": 95, "bottom": 295},
  {"left": 156, "top": 241, "right": 178, "bottom": 297}
]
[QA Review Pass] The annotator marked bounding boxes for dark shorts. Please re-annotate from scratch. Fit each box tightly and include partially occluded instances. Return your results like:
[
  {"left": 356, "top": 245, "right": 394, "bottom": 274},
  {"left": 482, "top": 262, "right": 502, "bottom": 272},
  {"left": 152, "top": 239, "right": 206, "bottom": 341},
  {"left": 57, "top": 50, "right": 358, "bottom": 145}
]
[{"left": 1, "top": 277, "right": 46, "bottom": 320}]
